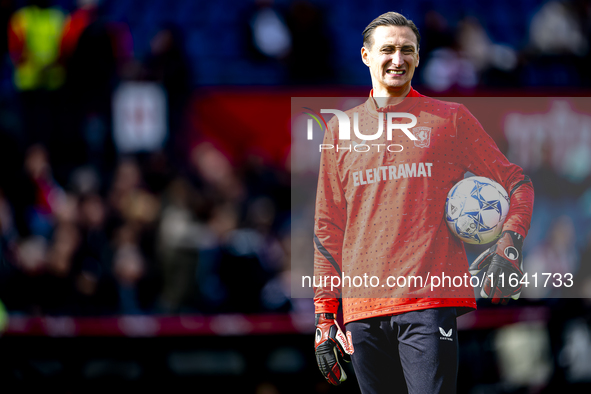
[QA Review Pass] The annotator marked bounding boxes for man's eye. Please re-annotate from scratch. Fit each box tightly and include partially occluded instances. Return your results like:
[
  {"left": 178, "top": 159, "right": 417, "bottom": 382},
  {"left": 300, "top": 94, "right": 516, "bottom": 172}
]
[{"left": 402, "top": 49, "right": 414, "bottom": 54}]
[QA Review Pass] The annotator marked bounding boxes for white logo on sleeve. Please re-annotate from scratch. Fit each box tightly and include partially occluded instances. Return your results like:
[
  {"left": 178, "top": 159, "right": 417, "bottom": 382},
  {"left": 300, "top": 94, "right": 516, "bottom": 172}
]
[{"left": 439, "top": 327, "right": 453, "bottom": 341}]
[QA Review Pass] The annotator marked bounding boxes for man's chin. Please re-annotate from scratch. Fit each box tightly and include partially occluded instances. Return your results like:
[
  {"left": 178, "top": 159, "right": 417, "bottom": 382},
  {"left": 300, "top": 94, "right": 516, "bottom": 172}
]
[
  {"left": 382, "top": 78, "right": 408, "bottom": 87},
  {"left": 383, "top": 82, "right": 410, "bottom": 93}
]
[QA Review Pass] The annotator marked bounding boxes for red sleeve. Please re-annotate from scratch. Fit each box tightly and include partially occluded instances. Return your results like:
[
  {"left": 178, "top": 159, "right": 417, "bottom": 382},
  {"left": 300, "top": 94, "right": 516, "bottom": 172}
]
[
  {"left": 60, "top": 15, "right": 80, "bottom": 61},
  {"left": 313, "top": 117, "right": 346, "bottom": 314},
  {"left": 457, "top": 104, "right": 534, "bottom": 238}
]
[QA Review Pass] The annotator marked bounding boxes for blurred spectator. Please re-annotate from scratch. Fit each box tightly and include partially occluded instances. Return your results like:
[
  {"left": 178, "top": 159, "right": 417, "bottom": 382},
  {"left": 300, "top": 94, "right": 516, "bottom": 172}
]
[
  {"left": 5, "top": 235, "right": 48, "bottom": 314},
  {"left": 0, "top": 298, "right": 7, "bottom": 332},
  {"left": 242, "top": 196, "right": 283, "bottom": 273},
  {"left": 107, "top": 157, "right": 145, "bottom": 219},
  {"left": 70, "top": 256, "right": 116, "bottom": 315},
  {"left": 107, "top": 158, "right": 160, "bottom": 255},
  {"left": 422, "top": 15, "right": 519, "bottom": 91},
  {"left": 525, "top": 0, "right": 589, "bottom": 87},
  {"left": 457, "top": 17, "right": 493, "bottom": 75},
  {"left": 10, "top": 144, "right": 64, "bottom": 239},
  {"left": 530, "top": 140, "right": 572, "bottom": 200},
  {"left": 522, "top": 214, "right": 588, "bottom": 390},
  {"left": 62, "top": 192, "right": 119, "bottom": 315},
  {"left": 60, "top": 0, "right": 133, "bottom": 101},
  {"left": 141, "top": 151, "right": 176, "bottom": 195},
  {"left": 188, "top": 145, "right": 277, "bottom": 313},
  {"left": 285, "top": 0, "right": 333, "bottom": 84},
  {"left": 156, "top": 177, "right": 203, "bottom": 313},
  {"left": 106, "top": 159, "right": 161, "bottom": 312},
  {"left": 39, "top": 221, "right": 79, "bottom": 314},
  {"left": 421, "top": 16, "right": 480, "bottom": 92},
  {"left": 245, "top": 0, "right": 291, "bottom": 61},
  {"left": 0, "top": 189, "right": 18, "bottom": 247},
  {"left": 458, "top": 16, "right": 520, "bottom": 87},
  {"left": 190, "top": 143, "right": 246, "bottom": 204},
  {"left": 529, "top": 1, "right": 588, "bottom": 56},
  {"left": 241, "top": 0, "right": 291, "bottom": 84},
  {"left": 8, "top": 0, "right": 65, "bottom": 92},
  {"left": 420, "top": 10, "right": 454, "bottom": 55},
  {"left": 522, "top": 216, "right": 578, "bottom": 299},
  {"left": 59, "top": 0, "right": 100, "bottom": 61},
  {"left": 260, "top": 224, "right": 291, "bottom": 312},
  {"left": 195, "top": 202, "right": 239, "bottom": 312},
  {"left": 78, "top": 193, "right": 108, "bottom": 256},
  {"left": 142, "top": 24, "right": 192, "bottom": 162},
  {"left": 58, "top": 0, "right": 133, "bottom": 183},
  {"left": 112, "top": 239, "right": 146, "bottom": 315},
  {"left": 206, "top": 196, "right": 286, "bottom": 313},
  {"left": 422, "top": 47, "right": 477, "bottom": 92},
  {"left": 570, "top": 229, "right": 591, "bottom": 300},
  {"left": 8, "top": 0, "right": 65, "bottom": 148},
  {"left": 0, "top": 0, "right": 15, "bottom": 63}
]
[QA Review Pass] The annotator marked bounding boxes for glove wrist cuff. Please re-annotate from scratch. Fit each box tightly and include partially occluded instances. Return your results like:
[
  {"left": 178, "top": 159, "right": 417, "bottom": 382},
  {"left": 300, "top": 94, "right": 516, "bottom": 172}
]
[
  {"left": 501, "top": 230, "right": 524, "bottom": 249},
  {"left": 315, "top": 313, "right": 336, "bottom": 325}
]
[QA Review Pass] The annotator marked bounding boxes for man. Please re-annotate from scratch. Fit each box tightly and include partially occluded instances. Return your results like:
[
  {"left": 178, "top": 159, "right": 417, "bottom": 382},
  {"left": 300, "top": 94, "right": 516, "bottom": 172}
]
[{"left": 313, "top": 12, "right": 534, "bottom": 394}]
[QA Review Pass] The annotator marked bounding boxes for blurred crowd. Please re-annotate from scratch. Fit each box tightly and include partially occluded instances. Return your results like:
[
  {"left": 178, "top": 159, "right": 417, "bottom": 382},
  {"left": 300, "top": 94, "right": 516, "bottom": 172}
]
[
  {"left": 418, "top": 0, "right": 591, "bottom": 91},
  {"left": 223, "top": 0, "right": 591, "bottom": 88},
  {"left": 0, "top": 0, "right": 294, "bottom": 316},
  {"left": 0, "top": 142, "right": 292, "bottom": 316}
]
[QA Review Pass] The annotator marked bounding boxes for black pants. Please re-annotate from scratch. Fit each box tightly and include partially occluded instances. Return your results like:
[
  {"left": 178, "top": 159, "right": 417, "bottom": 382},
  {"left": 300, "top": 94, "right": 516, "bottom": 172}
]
[{"left": 346, "top": 307, "right": 458, "bottom": 394}]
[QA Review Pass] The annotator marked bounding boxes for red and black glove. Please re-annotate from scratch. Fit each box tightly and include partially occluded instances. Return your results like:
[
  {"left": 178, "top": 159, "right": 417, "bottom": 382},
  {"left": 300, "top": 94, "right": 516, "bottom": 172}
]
[
  {"left": 314, "top": 313, "right": 353, "bottom": 385},
  {"left": 469, "top": 230, "right": 524, "bottom": 304}
]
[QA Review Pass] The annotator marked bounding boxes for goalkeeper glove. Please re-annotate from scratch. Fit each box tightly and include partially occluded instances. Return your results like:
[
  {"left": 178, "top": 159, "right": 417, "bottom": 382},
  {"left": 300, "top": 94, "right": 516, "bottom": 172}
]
[
  {"left": 469, "top": 230, "right": 524, "bottom": 304},
  {"left": 314, "top": 313, "right": 352, "bottom": 385}
]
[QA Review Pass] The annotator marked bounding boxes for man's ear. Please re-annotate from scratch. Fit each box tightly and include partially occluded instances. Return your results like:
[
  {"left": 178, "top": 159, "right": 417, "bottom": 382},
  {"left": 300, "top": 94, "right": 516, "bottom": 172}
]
[{"left": 361, "top": 46, "right": 370, "bottom": 67}]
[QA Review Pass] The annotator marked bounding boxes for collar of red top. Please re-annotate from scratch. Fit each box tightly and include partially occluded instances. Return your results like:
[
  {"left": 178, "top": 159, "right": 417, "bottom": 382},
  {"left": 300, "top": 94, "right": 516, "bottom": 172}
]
[{"left": 365, "top": 87, "right": 423, "bottom": 117}]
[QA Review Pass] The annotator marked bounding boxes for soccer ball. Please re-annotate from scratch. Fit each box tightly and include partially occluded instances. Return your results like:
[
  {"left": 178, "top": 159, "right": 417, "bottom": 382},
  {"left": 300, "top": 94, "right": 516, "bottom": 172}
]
[{"left": 445, "top": 176, "right": 510, "bottom": 244}]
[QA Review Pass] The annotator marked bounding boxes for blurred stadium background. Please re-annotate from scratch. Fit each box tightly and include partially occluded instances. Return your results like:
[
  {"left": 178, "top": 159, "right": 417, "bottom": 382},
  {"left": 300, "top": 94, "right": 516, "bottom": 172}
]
[{"left": 0, "top": 0, "right": 590, "bottom": 392}]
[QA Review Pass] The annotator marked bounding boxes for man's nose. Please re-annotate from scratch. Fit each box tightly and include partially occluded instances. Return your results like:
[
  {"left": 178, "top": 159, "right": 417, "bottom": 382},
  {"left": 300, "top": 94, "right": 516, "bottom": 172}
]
[{"left": 392, "top": 51, "right": 404, "bottom": 67}]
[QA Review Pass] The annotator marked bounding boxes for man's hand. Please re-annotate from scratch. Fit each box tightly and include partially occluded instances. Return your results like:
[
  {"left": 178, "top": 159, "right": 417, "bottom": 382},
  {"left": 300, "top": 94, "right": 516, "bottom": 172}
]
[
  {"left": 469, "top": 230, "right": 524, "bottom": 304},
  {"left": 314, "top": 313, "right": 353, "bottom": 385}
]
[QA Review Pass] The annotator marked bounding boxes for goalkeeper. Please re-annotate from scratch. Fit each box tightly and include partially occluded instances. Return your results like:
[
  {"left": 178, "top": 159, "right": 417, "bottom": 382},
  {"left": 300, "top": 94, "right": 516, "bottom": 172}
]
[{"left": 313, "top": 11, "right": 534, "bottom": 394}]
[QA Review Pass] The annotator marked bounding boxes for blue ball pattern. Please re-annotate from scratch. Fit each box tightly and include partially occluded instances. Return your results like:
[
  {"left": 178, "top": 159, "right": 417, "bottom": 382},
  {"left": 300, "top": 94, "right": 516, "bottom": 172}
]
[{"left": 445, "top": 177, "right": 509, "bottom": 244}]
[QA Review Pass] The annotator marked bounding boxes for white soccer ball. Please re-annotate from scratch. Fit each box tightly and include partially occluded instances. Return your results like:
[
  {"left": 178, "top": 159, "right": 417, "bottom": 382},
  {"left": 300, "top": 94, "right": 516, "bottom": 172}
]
[{"left": 445, "top": 176, "right": 510, "bottom": 244}]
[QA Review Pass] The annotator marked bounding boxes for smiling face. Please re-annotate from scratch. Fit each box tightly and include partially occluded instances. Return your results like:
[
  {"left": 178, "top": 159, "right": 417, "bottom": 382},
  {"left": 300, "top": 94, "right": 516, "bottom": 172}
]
[{"left": 361, "top": 25, "right": 420, "bottom": 98}]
